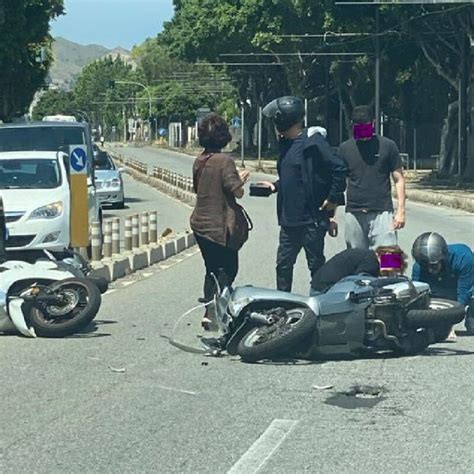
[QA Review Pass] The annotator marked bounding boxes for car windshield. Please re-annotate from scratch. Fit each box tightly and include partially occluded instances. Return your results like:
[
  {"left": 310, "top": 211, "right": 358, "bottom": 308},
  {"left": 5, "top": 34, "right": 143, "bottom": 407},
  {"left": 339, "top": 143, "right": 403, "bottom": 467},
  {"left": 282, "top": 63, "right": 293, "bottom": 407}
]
[
  {"left": 95, "top": 151, "right": 115, "bottom": 170},
  {"left": 0, "top": 126, "right": 85, "bottom": 153},
  {"left": 0, "top": 158, "right": 61, "bottom": 189}
]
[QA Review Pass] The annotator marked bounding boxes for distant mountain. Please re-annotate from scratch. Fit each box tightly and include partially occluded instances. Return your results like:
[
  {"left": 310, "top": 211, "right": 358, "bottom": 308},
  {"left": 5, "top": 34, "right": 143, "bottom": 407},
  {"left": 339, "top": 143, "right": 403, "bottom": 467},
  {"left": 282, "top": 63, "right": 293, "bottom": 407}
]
[{"left": 49, "top": 37, "right": 132, "bottom": 90}]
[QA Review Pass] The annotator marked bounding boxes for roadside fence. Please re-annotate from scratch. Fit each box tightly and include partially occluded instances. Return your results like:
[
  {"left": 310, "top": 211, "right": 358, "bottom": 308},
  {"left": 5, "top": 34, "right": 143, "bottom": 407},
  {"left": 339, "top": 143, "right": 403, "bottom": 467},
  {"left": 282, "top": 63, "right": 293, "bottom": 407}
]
[{"left": 111, "top": 152, "right": 194, "bottom": 195}]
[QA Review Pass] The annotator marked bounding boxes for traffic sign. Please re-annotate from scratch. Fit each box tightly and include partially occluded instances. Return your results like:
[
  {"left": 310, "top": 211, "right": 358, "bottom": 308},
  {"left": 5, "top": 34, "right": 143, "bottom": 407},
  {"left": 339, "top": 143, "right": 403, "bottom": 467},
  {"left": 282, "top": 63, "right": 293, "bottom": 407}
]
[
  {"left": 68, "top": 145, "right": 89, "bottom": 248},
  {"left": 69, "top": 146, "right": 88, "bottom": 174}
]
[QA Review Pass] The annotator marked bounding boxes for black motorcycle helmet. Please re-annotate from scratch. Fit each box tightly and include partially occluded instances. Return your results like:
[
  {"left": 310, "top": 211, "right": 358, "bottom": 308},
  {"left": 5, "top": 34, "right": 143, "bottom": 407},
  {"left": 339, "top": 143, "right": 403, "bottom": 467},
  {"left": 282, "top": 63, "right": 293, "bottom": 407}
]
[
  {"left": 412, "top": 232, "right": 449, "bottom": 266},
  {"left": 263, "top": 96, "right": 305, "bottom": 132}
]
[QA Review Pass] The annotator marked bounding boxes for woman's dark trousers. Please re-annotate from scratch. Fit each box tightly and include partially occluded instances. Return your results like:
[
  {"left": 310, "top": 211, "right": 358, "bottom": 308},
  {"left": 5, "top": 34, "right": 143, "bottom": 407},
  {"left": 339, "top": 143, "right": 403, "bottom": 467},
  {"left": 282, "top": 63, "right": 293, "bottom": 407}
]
[{"left": 195, "top": 234, "right": 239, "bottom": 302}]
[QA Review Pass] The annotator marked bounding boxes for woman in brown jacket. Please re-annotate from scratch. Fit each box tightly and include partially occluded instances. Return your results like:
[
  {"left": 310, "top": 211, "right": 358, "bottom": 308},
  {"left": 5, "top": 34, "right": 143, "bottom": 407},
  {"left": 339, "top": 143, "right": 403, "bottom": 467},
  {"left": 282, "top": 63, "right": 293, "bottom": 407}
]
[{"left": 191, "top": 113, "right": 250, "bottom": 329}]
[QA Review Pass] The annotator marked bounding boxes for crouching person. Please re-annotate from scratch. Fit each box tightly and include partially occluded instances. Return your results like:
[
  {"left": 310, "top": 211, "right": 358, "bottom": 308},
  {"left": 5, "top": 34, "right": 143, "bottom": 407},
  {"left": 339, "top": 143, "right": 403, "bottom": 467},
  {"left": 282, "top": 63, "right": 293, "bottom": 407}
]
[
  {"left": 310, "top": 245, "right": 407, "bottom": 295},
  {"left": 412, "top": 232, "right": 474, "bottom": 340}
]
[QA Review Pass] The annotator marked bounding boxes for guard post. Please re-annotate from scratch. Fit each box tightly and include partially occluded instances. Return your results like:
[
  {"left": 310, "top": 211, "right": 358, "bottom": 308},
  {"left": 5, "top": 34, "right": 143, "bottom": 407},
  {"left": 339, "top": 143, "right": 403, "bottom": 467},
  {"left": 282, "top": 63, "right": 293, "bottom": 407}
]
[{"left": 69, "top": 145, "right": 89, "bottom": 255}]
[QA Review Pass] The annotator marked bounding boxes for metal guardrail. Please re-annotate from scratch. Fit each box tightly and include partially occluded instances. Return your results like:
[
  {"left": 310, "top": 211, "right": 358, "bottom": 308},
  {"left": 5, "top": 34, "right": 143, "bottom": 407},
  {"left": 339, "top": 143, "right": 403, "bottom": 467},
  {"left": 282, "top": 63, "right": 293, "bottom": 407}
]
[{"left": 112, "top": 153, "right": 194, "bottom": 192}]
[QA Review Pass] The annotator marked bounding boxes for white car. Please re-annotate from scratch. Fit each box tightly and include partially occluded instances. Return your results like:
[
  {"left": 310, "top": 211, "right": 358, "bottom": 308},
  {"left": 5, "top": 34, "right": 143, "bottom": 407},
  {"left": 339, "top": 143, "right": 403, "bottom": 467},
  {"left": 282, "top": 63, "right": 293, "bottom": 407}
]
[
  {"left": 0, "top": 151, "right": 100, "bottom": 251},
  {"left": 94, "top": 151, "right": 125, "bottom": 208}
]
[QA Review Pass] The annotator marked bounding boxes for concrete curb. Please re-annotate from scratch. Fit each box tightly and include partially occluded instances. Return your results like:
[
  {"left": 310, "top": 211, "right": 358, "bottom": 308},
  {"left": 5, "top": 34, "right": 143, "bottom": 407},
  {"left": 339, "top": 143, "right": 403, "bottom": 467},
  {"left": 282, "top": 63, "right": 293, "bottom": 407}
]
[
  {"left": 89, "top": 232, "right": 196, "bottom": 283},
  {"left": 393, "top": 187, "right": 474, "bottom": 213}
]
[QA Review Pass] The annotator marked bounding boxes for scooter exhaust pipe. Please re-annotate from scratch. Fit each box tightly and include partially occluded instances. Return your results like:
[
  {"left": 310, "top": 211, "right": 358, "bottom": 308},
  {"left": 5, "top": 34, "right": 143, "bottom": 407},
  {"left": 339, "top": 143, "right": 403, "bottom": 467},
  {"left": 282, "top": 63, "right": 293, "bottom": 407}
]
[{"left": 249, "top": 312, "right": 275, "bottom": 325}]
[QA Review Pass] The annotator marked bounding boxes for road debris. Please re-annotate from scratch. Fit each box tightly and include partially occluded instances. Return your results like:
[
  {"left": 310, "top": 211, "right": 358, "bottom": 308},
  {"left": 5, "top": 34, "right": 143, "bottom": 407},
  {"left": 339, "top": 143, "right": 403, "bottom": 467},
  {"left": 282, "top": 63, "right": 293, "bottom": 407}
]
[
  {"left": 312, "top": 384, "right": 334, "bottom": 390},
  {"left": 108, "top": 366, "right": 126, "bottom": 373}
]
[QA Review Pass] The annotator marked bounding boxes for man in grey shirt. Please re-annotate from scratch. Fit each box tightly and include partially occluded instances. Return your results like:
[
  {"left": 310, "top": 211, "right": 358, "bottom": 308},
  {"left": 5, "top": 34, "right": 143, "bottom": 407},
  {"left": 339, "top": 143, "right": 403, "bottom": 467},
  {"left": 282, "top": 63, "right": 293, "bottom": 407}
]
[{"left": 338, "top": 106, "right": 406, "bottom": 249}]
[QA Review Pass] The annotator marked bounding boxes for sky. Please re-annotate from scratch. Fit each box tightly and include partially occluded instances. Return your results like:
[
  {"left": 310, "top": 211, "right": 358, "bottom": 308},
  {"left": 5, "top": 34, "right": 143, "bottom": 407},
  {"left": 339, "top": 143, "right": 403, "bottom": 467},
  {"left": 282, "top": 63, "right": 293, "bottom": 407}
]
[{"left": 51, "top": 0, "right": 175, "bottom": 50}]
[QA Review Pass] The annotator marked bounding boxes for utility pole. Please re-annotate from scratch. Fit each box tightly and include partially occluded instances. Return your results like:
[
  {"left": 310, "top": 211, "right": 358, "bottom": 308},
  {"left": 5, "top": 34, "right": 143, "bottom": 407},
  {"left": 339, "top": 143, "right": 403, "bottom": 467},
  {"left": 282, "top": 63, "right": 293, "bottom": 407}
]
[
  {"left": 240, "top": 104, "right": 245, "bottom": 167},
  {"left": 375, "top": 7, "right": 381, "bottom": 135}
]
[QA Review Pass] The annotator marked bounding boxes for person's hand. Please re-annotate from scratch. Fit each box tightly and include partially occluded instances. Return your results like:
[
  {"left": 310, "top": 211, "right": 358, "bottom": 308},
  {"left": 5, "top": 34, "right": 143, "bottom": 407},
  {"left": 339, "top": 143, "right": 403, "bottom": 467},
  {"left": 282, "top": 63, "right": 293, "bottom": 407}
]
[
  {"left": 328, "top": 219, "right": 338, "bottom": 238},
  {"left": 392, "top": 210, "right": 406, "bottom": 230},
  {"left": 239, "top": 169, "right": 251, "bottom": 183},
  {"left": 319, "top": 200, "right": 337, "bottom": 212},
  {"left": 257, "top": 180, "right": 276, "bottom": 192}
]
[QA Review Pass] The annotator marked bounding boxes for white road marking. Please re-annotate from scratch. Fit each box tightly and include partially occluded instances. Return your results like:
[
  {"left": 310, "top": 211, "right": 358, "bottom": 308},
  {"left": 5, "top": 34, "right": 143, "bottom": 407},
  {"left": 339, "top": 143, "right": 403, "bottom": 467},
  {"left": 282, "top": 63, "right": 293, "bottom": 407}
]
[
  {"left": 155, "top": 384, "right": 197, "bottom": 396},
  {"left": 227, "top": 419, "right": 298, "bottom": 474},
  {"left": 104, "top": 289, "right": 117, "bottom": 296},
  {"left": 122, "top": 281, "right": 135, "bottom": 287}
]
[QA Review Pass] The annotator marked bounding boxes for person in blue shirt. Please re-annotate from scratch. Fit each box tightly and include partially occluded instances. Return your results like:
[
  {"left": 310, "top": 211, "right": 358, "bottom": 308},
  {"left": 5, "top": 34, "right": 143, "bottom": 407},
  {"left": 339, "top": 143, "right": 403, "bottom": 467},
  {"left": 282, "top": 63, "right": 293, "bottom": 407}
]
[{"left": 412, "top": 232, "right": 474, "bottom": 337}]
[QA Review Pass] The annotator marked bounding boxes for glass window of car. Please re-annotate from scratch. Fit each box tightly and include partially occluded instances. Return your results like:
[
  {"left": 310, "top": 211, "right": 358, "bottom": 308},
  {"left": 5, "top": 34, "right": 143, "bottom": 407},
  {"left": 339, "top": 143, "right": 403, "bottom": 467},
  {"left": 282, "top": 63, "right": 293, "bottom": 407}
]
[
  {"left": 95, "top": 151, "right": 115, "bottom": 170},
  {"left": 0, "top": 159, "right": 61, "bottom": 189},
  {"left": 0, "top": 127, "right": 85, "bottom": 153}
]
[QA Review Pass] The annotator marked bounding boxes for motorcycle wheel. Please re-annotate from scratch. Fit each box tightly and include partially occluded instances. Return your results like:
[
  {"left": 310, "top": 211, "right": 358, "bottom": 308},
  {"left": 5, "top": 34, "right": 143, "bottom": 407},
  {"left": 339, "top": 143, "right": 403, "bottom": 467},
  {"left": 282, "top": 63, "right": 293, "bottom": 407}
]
[
  {"left": 237, "top": 308, "right": 317, "bottom": 362},
  {"left": 405, "top": 298, "right": 465, "bottom": 329},
  {"left": 27, "top": 278, "right": 101, "bottom": 337},
  {"left": 428, "top": 299, "right": 464, "bottom": 343}
]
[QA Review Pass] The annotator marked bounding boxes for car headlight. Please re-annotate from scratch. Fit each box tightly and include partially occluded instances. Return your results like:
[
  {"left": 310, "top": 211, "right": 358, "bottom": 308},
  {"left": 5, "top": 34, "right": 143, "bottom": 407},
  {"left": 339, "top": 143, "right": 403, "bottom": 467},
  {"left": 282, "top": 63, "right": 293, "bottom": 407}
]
[
  {"left": 29, "top": 201, "right": 63, "bottom": 220},
  {"left": 106, "top": 178, "right": 121, "bottom": 188}
]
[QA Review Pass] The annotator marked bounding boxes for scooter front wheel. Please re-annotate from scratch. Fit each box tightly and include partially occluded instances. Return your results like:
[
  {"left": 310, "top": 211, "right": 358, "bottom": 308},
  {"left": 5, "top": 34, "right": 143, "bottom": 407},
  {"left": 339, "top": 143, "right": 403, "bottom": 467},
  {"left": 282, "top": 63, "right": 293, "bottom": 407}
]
[
  {"left": 27, "top": 278, "right": 101, "bottom": 337},
  {"left": 237, "top": 308, "right": 317, "bottom": 362}
]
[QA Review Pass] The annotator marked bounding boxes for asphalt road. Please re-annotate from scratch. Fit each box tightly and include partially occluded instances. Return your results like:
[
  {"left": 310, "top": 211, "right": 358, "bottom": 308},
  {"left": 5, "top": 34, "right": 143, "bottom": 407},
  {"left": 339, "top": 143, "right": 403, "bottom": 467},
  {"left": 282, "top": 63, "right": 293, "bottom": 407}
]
[{"left": 1, "top": 145, "right": 473, "bottom": 473}]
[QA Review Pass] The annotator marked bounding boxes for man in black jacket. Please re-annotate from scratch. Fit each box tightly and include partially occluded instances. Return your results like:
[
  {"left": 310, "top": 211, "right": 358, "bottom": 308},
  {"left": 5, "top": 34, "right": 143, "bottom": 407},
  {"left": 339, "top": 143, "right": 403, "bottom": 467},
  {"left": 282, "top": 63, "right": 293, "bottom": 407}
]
[{"left": 259, "top": 96, "right": 347, "bottom": 292}]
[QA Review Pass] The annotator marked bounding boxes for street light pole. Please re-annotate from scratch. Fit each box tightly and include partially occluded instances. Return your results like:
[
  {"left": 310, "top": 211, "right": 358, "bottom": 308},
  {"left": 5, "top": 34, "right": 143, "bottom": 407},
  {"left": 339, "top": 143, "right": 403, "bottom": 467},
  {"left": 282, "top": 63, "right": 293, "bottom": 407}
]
[{"left": 115, "top": 80, "right": 152, "bottom": 140}]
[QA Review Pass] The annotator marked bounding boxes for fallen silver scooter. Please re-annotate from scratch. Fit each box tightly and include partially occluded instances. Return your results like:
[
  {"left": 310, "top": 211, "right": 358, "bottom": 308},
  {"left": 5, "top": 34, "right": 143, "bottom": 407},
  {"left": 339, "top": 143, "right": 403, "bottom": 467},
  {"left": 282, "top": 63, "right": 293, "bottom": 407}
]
[{"left": 207, "top": 276, "right": 466, "bottom": 362}]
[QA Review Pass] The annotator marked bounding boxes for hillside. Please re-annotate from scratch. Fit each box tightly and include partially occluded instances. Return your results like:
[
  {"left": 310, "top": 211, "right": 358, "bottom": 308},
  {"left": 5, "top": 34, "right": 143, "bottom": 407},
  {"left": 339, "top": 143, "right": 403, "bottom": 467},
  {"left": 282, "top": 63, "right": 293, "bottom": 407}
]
[{"left": 49, "top": 37, "right": 131, "bottom": 90}]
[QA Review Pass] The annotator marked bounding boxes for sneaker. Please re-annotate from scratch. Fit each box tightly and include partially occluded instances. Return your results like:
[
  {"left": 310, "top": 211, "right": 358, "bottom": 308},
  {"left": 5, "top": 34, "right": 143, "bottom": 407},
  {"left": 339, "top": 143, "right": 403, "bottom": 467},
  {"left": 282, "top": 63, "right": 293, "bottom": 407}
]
[
  {"left": 465, "top": 317, "right": 474, "bottom": 335},
  {"left": 446, "top": 327, "right": 457, "bottom": 342}
]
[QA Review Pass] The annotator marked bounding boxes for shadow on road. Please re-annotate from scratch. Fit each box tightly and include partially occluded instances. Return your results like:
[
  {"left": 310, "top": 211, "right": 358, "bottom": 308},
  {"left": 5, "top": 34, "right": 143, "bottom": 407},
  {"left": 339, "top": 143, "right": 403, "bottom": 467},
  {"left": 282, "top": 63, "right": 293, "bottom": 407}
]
[
  {"left": 421, "top": 347, "right": 474, "bottom": 357},
  {"left": 125, "top": 197, "right": 146, "bottom": 203},
  {"left": 66, "top": 319, "right": 117, "bottom": 339}
]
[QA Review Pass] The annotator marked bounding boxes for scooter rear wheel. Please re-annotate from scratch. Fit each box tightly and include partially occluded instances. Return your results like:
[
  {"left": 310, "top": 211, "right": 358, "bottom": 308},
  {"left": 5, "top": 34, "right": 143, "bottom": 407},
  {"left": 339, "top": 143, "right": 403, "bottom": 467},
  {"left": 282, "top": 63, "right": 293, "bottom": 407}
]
[
  {"left": 27, "top": 278, "right": 101, "bottom": 337},
  {"left": 237, "top": 308, "right": 317, "bottom": 362},
  {"left": 405, "top": 298, "right": 465, "bottom": 329}
]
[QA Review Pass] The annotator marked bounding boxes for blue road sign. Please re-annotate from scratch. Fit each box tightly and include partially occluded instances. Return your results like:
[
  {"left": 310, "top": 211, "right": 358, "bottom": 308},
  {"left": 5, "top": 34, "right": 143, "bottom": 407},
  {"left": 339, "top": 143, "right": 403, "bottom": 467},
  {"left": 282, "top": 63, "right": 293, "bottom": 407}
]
[{"left": 70, "top": 147, "right": 87, "bottom": 173}]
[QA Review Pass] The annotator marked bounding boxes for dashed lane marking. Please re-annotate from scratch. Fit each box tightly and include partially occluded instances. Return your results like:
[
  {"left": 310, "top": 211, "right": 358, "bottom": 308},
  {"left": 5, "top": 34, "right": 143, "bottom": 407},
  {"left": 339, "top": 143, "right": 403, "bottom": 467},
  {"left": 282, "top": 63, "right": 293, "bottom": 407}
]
[{"left": 227, "top": 419, "right": 299, "bottom": 474}]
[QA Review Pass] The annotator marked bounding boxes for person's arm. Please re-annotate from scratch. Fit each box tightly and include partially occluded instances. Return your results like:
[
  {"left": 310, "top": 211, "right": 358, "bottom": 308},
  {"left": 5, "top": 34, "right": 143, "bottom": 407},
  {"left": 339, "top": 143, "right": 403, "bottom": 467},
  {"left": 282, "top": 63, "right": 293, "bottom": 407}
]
[
  {"left": 257, "top": 180, "right": 278, "bottom": 193},
  {"left": 223, "top": 158, "right": 249, "bottom": 199},
  {"left": 318, "top": 141, "right": 347, "bottom": 212},
  {"left": 412, "top": 261, "right": 421, "bottom": 281},
  {"left": 455, "top": 248, "right": 474, "bottom": 306},
  {"left": 392, "top": 168, "right": 406, "bottom": 230},
  {"left": 390, "top": 141, "right": 406, "bottom": 230}
]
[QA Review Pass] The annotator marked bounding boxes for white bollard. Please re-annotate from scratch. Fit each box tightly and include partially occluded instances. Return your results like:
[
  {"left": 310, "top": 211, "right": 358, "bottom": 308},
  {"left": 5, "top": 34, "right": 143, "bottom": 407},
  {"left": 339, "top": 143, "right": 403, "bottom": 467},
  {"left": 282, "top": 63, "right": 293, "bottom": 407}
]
[{"left": 91, "top": 221, "right": 102, "bottom": 262}]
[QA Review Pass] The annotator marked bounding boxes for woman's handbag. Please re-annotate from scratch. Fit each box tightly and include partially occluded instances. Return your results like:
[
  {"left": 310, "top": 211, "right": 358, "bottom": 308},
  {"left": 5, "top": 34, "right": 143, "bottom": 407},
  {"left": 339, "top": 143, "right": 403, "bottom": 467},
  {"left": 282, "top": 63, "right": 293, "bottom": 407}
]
[{"left": 228, "top": 202, "right": 253, "bottom": 251}]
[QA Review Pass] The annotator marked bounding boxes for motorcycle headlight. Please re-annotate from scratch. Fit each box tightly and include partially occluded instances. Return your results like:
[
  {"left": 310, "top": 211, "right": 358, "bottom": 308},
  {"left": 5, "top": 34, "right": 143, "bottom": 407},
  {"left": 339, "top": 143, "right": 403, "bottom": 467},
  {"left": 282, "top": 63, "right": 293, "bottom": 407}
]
[
  {"left": 29, "top": 201, "right": 63, "bottom": 220},
  {"left": 228, "top": 297, "right": 253, "bottom": 317}
]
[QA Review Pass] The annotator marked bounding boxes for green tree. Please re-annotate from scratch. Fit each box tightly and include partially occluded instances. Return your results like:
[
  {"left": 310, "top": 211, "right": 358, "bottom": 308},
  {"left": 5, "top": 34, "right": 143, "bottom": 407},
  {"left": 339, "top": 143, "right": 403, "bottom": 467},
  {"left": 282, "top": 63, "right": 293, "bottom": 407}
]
[
  {"left": 32, "top": 88, "right": 76, "bottom": 120},
  {"left": 0, "top": 0, "right": 64, "bottom": 121},
  {"left": 74, "top": 55, "right": 139, "bottom": 133},
  {"left": 132, "top": 37, "right": 236, "bottom": 125}
]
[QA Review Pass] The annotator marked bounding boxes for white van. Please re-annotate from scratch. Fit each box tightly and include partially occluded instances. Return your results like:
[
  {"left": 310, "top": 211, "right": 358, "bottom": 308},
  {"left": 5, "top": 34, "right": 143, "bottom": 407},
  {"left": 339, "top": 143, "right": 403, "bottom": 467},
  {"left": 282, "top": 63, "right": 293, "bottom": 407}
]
[
  {"left": 42, "top": 115, "right": 77, "bottom": 122},
  {"left": 0, "top": 151, "right": 98, "bottom": 251}
]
